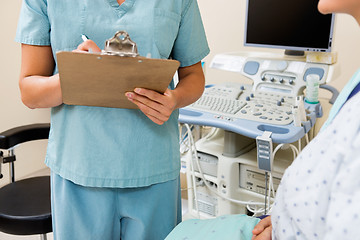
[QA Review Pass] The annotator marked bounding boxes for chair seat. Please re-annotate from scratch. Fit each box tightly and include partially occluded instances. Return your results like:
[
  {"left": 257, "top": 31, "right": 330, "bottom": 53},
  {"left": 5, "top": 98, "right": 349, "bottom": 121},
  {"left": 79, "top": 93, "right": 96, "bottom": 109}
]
[{"left": 0, "top": 176, "right": 52, "bottom": 235}]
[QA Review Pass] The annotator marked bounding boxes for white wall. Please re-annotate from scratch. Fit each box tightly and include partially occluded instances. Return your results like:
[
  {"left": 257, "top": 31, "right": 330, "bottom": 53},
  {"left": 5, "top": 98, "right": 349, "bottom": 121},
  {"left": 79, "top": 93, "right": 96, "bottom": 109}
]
[
  {"left": 0, "top": 0, "right": 50, "bottom": 184},
  {"left": 1, "top": 0, "right": 360, "bottom": 181}
]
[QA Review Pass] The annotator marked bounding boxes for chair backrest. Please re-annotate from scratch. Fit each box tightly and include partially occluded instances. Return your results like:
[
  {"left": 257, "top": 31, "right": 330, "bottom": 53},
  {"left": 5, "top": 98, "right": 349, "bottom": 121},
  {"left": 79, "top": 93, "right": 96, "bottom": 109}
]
[
  {"left": 0, "top": 123, "right": 50, "bottom": 150},
  {"left": 0, "top": 123, "right": 50, "bottom": 183}
]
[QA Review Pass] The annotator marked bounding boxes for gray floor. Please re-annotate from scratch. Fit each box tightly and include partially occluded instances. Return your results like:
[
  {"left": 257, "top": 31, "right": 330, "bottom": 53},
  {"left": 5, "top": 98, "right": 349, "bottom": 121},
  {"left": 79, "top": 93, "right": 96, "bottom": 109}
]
[{"left": 0, "top": 232, "right": 53, "bottom": 240}]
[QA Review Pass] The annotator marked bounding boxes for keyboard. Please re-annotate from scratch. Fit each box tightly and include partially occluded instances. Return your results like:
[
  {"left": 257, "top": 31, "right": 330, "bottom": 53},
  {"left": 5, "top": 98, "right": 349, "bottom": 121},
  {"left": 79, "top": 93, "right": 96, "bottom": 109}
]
[
  {"left": 186, "top": 84, "right": 295, "bottom": 126},
  {"left": 191, "top": 96, "right": 246, "bottom": 115}
]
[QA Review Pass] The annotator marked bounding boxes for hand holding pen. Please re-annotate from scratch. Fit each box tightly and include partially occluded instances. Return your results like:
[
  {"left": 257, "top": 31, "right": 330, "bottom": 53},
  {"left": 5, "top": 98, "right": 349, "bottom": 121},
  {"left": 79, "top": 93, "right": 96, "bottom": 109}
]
[
  {"left": 74, "top": 34, "right": 101, "bottom": 53},
  {"left": 81, "top": 34, "right": 89, "bottom": 42}
]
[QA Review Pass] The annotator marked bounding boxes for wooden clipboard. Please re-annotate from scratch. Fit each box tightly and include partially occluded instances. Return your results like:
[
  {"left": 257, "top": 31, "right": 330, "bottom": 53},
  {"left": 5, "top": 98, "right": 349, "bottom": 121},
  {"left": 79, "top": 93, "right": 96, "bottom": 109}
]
[{"left": 57, "top": 51, "right": 180, "bottom": 109}]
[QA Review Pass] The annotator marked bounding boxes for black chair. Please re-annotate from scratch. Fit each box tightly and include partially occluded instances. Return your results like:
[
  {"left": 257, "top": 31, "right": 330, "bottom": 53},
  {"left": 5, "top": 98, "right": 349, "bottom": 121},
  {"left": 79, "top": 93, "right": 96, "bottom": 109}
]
[{"left": 0, "top": 123, "right": 52, "bottom": 240}]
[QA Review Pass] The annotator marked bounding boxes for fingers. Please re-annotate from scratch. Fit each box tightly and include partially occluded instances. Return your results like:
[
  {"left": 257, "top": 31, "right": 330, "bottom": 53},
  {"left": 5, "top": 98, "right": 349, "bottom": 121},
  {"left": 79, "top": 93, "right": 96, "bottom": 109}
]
[
  {"left": 76, "top": 40, "right": 101, "bottom": 53},
  {"left": 127, "top": 89, "right": 169, "bottom": 114},
  {"left": 252, "top": 225, "right": 272, "bottom": 240},
  {"left": 252, "top": 216, "right": 272, "bottom": 235},
  {"left": 128, "top": 98, "right": 167, "bottom": 125},
  {"left": 134, "top": 88, "right": 168, "bottom": 107},
  {"left": 125, "top": 88, "right": 176, "bottom": 125}
]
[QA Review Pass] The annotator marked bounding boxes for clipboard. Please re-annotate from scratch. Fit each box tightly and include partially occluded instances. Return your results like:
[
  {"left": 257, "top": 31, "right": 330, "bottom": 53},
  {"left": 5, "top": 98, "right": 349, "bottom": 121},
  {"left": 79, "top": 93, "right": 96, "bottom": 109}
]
[{"left": 57, "top": 31, "right": 180, "bottom": 109}]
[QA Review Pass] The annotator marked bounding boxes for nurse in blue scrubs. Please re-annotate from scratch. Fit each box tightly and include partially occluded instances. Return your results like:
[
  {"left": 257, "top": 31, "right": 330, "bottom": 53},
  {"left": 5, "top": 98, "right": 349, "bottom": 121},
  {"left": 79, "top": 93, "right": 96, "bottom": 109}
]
[{"left": 15, "top": 0, "right": 209, "bottom": 239}]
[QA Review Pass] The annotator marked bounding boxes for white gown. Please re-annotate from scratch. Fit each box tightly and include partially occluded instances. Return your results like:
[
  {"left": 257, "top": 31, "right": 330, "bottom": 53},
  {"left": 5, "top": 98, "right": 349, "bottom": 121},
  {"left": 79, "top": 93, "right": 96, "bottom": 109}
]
[{"left": 272, "top": 92, "right": 360, "bottom": 239}]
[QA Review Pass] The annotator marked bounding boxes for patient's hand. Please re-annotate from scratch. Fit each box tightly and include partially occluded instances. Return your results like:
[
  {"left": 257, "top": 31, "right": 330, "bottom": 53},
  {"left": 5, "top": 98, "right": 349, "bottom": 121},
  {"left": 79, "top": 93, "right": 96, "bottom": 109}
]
[{"left": 251, "top": 216, "right": 272, "bottom": 240}]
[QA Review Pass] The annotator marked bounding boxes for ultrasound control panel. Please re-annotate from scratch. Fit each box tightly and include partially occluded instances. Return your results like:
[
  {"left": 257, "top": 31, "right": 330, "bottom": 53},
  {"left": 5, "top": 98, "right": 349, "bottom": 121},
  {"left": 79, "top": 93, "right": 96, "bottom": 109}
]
[
  {"left": 178, "top": 53, "right": 330, "bottom": 143},
  {"left": 189, "top": 83, "right": 295, "bottom": 126},
  {"left": 179, "top": 81, "right": 318, "bottom": 143},
  {"left": 210, "top": 53, "right": 332, "bottom": 96}
]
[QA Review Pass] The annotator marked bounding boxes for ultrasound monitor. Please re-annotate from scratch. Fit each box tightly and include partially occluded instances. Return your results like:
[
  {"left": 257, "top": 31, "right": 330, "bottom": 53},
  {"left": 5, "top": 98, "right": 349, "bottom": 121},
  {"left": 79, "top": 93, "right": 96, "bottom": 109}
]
[{"left": 244, "top": 0, "right": 335, "bottom": 55}]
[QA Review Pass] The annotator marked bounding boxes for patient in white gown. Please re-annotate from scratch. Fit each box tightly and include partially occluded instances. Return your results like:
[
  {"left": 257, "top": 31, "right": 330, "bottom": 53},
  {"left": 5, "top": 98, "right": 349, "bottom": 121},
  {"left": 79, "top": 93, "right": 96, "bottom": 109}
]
[{"left": 167, "top": 0, "right": 360, "bottom": 239}]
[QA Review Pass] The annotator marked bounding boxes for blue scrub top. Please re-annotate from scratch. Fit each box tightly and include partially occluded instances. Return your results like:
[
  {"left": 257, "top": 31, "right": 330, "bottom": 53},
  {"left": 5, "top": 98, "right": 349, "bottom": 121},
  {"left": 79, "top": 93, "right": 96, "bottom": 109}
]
[{"left": 15, "top": 0, "right": 210, "bottom": 188}]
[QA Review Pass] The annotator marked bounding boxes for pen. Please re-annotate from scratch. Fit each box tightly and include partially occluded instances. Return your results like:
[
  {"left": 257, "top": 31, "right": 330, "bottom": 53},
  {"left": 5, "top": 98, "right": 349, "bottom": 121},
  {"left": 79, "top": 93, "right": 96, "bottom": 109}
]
[
  {"left": 81, "top": 34, "right": 89, "bottom": 42},
  {"left": 81, "top": 34, "right": 93, "bottom": 53}
]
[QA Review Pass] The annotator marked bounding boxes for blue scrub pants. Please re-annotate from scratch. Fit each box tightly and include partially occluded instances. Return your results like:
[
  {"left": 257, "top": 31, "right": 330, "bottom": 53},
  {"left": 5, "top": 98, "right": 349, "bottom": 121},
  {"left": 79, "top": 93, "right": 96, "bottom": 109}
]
[{"left": 50, "top": 172, "right": 182, "bottom": 240}]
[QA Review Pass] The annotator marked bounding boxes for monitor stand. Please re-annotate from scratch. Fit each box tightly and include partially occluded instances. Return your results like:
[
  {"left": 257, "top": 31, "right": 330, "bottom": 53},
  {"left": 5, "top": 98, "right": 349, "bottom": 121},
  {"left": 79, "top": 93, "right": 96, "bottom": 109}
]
[{"left": 284, "top": 50, "right": 305, "bottom": 56}]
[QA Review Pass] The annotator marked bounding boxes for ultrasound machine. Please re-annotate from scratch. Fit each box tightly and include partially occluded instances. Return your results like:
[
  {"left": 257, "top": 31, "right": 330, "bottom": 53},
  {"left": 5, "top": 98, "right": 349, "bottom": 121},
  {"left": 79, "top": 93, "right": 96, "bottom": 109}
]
[{"left": 179, "top": 0, "right": 338, "bottom": 218}]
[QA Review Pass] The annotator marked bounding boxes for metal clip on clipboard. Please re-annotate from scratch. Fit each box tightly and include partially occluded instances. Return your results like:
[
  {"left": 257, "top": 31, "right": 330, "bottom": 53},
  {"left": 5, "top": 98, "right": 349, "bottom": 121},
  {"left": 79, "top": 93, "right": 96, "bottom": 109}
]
[{"left": 102, "top": 31, "right": 139, "bottom": 57}]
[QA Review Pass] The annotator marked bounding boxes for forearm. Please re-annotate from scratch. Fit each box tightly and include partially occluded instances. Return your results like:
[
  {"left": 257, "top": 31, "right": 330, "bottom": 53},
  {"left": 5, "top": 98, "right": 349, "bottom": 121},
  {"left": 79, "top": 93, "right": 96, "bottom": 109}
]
[
  {"left": 18, "top": 44, "right": 60, "bottom": 109},
  {"left": 173, "top": 64, "right": 205, "bottom": 109},
  {"left": 19, "top": 74, "right": 62, "bottom": 109}
]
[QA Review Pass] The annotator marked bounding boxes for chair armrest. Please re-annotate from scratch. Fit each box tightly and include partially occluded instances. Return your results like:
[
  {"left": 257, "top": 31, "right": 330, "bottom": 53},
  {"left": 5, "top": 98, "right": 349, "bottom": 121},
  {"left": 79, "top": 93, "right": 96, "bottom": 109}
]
[{"left": 0, "top": 123, "right": 50, "bottom": 150}]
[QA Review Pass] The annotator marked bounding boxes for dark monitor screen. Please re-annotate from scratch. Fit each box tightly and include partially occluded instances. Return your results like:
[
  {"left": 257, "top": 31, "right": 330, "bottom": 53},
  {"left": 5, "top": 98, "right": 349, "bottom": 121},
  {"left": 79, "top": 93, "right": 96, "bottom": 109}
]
[{"left": 244, "top": 0, "right": 335, "bottom": 53}]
